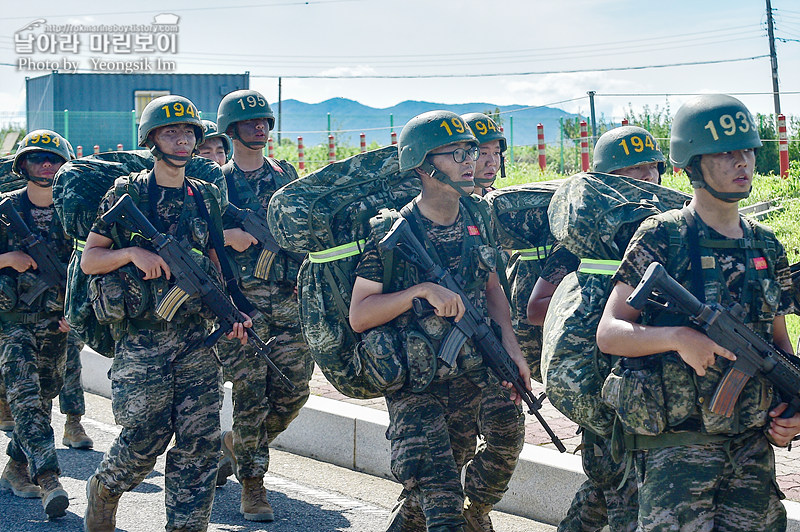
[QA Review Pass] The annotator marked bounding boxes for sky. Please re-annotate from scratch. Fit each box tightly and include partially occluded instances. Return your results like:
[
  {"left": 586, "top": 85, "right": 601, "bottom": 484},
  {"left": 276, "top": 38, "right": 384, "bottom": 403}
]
[{"left": 1, "top": 0, "right": 799, "bottom": 128}]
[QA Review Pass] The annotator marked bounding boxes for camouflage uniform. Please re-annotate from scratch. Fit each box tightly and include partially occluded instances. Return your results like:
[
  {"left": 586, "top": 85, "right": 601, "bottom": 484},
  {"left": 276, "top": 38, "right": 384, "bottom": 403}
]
[
  {"left": 608, "top": 206, "right": 794, "bottom": 531},
  {"left": 542, "top": 243, "right": 638, "bottom": 532},
  {"left": 356, "top": 200, "right": 503, "bottom": 530},
  {"left": 0, "top": 188, "right": 71, "bottom": 481},
  {"left": 58, "top": 330, "right": 85, "bottom": 416},
  {"left": 89, "top": 173, "right": 224, "bottom": 531},
  {"left": 218, "top": 159, "right": 313, "bottom": 479}
]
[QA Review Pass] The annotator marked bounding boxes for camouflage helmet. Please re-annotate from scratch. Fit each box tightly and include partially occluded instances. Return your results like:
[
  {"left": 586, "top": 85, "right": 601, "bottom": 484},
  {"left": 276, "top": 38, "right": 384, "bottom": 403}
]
[
  {"left": 12, "top": 129, "right": 70, "bottom": 176},
  {"left": 669, "top": 94, "right": 761, "bottom": 168},
  {"left": 461, "top": 113, "right": 507, "bottom": 152},
  {"left": 398, "top": 110, "right": 478, "bottom": 172},
  {"left": 137, "top": 95, "right": 203, "bottom": 149},
  {"left": 593, "top": 126, "right": 665, "bottom": 174},
  {"left": 217, "top": 89, "right": 275, "bottom": 135},
  {"left": 200, "top": 119, "right": 232, "bottom": 159}
]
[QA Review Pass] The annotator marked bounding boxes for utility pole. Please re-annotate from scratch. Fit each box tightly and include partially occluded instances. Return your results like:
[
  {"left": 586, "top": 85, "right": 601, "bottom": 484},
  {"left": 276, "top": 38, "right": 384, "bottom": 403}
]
[
  {"left": 587, "top": 91, "right": 597, "bottom": 145},
  {"left": 277, "top": 77, "right": 282, "bottom": 143},
  {"left": 766, "top": 0, "right": 781, "bottom": 115}
]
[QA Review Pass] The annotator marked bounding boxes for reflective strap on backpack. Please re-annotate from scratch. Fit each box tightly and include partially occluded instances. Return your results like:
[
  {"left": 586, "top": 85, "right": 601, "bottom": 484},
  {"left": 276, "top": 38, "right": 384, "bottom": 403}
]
[
  {"left": 577, "top": 259, "right": 621, "bottom": 275},
  {"left": 514, "top": 245, "right": 552, "bottom": 261},
  {"left": 74, "top": 239, "right": 85, "bottom": 252},
  {"left": 308, "top": 239, "right": 366, "bottom": 264}
]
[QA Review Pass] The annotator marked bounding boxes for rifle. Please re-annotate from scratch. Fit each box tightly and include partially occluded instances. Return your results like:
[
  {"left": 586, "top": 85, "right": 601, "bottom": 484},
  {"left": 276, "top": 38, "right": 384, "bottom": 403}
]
[
  {"left": 379, "top": 216, "right": 566, "bottom": 452},
  {"left": 0, "top": 198, "right": 67, "bottom": 305},
  {"left": 627, "top": 261, "right": 800, "bottom": 418},
  {"left": 225, "top": 204, "right": 306, "bottom": 278},
  {"left": 102, "top": 193, "right": 295, "bottom": 390}
]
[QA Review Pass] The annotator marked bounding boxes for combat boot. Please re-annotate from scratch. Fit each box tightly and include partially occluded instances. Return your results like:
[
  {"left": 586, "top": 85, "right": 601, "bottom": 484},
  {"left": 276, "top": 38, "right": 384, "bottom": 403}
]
[
  {"left": 0, "top": 396, "right": 13, "bottom": 432},
  {"left": 463, "top": 497, "right": 495, "bottom": 532},
  {"left": 240, "top": 476, "right": 274, "bottom": 522},
  {"left": 217, "top": 430, "right": 236, "bottom": 486},
  {"left": 0, "top": 458, "right": 40, "bottom": 498},
  {"left": 36, "top": 470, "right": 69, "bottom": 519},
  {"left": 386, "top": 495, "right": 426, "bottom": 531},
  {"left": 84, "top": 473, "right": 121, "bottom": 532},
  {"left": 63, "top": 414, "right": 94, "bottom": 449}
]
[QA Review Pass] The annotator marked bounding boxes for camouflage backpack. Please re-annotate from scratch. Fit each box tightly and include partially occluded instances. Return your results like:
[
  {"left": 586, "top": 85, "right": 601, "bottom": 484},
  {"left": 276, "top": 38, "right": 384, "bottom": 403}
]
[
  {"left": 483, "top": 180, "right": 563, "bottom": 382},
  {"left": 53, "top": 150, "right": 225, "bottom": 357},
  {"left": 541, "top": 172, "right": 690, "bottom": 436},
  {"left": 267, "top": 146, "right": 421, "bottom": 399},
  {"left": 0, "top": 155, "right": 25, "bottom": 193}
]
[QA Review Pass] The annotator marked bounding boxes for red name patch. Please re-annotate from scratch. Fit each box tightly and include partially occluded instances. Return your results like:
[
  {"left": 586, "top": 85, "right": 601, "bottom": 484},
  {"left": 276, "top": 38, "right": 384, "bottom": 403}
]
[
  {"left": 753, "top": 257, "right": 767, "bottom": 270},
  {"left": 187, "top": 187, "right": 194, "bottom": 196},
  {"left": 467, "top": 225, "right": 481, "bottom": 236}
]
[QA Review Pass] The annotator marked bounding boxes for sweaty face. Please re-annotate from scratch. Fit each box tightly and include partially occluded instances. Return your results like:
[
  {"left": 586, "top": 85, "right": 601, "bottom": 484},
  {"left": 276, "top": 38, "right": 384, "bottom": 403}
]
[
  {"left": 611, "top": 162, "right": 660, "bottom": 184},
  {"left": 474, "top": 140, "right": 501, "bottom": 190},
  {"left": 426, "top": 141, "right": 476, "bottom": 192},
  {"left": 699, "top": 149, "right": 755, "bottom": 197},
  {"left": 151, "top": 124, "right": 197, "bottom": 161},
  {"left": 20, "top": 151, "right": 65, "bottom": 185},
  {"left": 235, "top": 118, "right": 270, "bottom": 147},
  {"left": 197, "top": 137, "right": 227, "bottom": 166}
]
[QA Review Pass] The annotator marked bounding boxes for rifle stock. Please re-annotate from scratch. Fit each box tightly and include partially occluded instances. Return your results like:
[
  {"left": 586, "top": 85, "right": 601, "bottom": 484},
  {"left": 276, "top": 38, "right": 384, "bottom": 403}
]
[
  {"left": 379, "top": 216, "right": 566, "bottom": 452},
  {"left": 628, "top": 262, "right": 800, "bottom": 418},
  {"left": 0, "top": 198, "right": 67, "bottom": 305},
  {"left": 102, "top": 194, "right": 295, "bottom": 390}
]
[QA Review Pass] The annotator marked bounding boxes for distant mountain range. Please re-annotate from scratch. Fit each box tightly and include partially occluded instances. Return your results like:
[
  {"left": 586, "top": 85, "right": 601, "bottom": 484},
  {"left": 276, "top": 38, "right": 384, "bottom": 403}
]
[{"left": 272, "top": 98, "right": 577, "bottom": 148}]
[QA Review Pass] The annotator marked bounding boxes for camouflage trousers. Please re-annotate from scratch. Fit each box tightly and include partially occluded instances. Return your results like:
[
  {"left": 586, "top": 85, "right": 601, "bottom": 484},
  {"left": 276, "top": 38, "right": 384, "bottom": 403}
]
[
  {"left": 58, "top": 330, "right": 85, "bottom": 415},
  {"left": 633, "top": 430, "right": 785, "bottom": 532},
  {"left": 385, "top": 370, "right": 489, "bottom": 530},
  {"left": 218, "top": 280, "right": 313, "bottom": 479},
  {"left": 558, "top": 430, "right": 637, "bottom": 532},
  {"left": 95, "top": 324, "right": 221, "bottom": 532},
  {"left": 0, "top": 315, "right": 67, "bottom": 480}
]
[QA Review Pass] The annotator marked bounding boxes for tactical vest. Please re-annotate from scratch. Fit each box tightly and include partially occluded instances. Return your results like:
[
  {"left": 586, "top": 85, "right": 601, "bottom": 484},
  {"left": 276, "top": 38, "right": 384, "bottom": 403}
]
[
  {"left": 368, "top": 198, "right": 497, "bottom": 391},
  {"left": 221, "top": 157, "right": 299, "bottom": 285},
  {"left": 0, "top": 188, "right": 71, "bottom": 315},
  {"left": 606, "top": 206, "right": 781, "bottom": 439},
  {"left": 96, "top": 171, "right": 222, "bottom": 328}
]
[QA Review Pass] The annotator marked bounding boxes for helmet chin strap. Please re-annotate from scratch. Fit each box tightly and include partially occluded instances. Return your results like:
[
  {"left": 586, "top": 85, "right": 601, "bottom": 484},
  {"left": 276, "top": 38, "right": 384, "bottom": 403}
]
[
  {"left": 232, "top": 124, "right": 268, "bottom": 151},
  {"left": 150, "top": 145, "right": 192, "bottom": 168},
  {"left": 687, "top": 158, "right": 750, "bottom": 203},
  {"left": 419, "top": 161, "right": 474, "bottom": 197}
]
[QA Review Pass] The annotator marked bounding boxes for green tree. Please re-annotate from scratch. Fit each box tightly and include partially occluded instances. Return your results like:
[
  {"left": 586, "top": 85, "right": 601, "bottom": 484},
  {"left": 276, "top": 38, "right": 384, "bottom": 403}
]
[{"left": 755, "top": 113, "right": 779, "bottom": 175}]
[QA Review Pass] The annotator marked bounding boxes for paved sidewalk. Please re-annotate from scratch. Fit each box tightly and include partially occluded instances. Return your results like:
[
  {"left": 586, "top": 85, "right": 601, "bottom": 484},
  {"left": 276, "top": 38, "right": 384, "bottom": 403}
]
[{"left": 309, "top": 366, "right": 800, "bottom": 502}]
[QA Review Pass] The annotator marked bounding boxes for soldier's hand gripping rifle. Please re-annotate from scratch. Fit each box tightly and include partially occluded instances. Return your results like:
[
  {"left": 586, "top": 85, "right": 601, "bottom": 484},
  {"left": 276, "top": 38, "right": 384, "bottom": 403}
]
[
  {"left": 225, "top": 204, "right": 306, "bottom": 279},
  {"left": 102, "top": 194, "right": 295, "bottom": 390},
  {"left": 0, "top": 198, "right": 67, "bottom": 305},
  {"left": 379, "top": 216, "right": 566, "bottom": 452},
  {"left": 627, "top": 261, "right": 800, "bottom": 418}
]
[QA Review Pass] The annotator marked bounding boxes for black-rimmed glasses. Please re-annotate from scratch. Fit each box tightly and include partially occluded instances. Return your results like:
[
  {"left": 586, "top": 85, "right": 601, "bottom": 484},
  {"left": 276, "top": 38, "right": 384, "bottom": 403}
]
[{"left": 428, "top": 146, "right": 479, "bottom": 164}]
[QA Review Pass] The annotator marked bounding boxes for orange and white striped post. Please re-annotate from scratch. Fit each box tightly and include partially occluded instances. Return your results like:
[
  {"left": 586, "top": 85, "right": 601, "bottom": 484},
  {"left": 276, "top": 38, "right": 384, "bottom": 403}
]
[
  {"left": 93, "top": 145, "right": 100, "bottom": 155},
  {"left": 391, "top": 131, "right": 397, "bottom": 146},
  {"left": 267, "top": 137, "right": 274, "bottom": 158},
  {"left": 580, "top": 120, "right": 590, "bottom": 171},
  {"left": 76, "top": 146, "right": 83, "bottom": 157},
  {"left": 778, "top": 114, "right": 789, "bottom": 179},
  {"left": 328, "top": 135, "right": 336, "bottom": 163},
  {"left": 360, "top": 133, "right": 366, "bottom": 153},
  {"left": 117, "top": 143, "right": 123, "bottom": 151},
  {"left": 621, "top": 118, "right": 629, "bottom": 126},
  {"left": 297, "top": 136, "right": 305, "bottom": 171},
  {"left": 537, "top": 123, "right": 546, "bottom": 172}
]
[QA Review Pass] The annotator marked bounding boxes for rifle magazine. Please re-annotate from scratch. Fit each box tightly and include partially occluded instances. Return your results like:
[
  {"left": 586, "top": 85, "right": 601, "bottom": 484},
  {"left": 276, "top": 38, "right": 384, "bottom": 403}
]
[
  {"left": 155, "top": 285, "right": 190, "bottom": 322},
  {"left": 254, "top": 249, "right": 276, "bottom": 280}
]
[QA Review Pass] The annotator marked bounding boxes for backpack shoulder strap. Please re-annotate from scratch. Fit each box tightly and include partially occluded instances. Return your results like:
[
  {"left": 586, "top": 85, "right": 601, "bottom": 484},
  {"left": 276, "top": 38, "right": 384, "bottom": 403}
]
[
  {"left": 369, "top": 208, "right": 402, "bottom": 292},
  {"left": 461, "top": 194, "right": 513, "bottom": 306}
]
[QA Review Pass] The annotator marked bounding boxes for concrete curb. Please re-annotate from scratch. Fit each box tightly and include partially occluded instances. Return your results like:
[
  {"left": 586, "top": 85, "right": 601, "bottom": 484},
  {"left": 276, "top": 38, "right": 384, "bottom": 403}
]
[{"left": 80, "top": 349, "right": 800, "bottom": 528}]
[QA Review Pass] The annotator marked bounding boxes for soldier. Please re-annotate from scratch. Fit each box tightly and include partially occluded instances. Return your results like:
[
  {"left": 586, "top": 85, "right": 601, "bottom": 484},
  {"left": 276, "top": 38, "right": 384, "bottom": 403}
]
[
  {"left": 349, "top": 110, "right": 530, "bottom": 531},
  {"left": 0, "top": 129, "right": 72, "bottom": 519},
  {"left": 197, "top": 120, "right": 231, "bottom": 167},
  {"left": 596, "top": 94, "right": 800, "bottom": 530},
  {"left": 529, "top": 125, "right": 666, "bottom": 532},
  {"left": 462, "top": 113, "right": 505, "bottom": 197},
  {"left": 214, "top": 89, "right": 313, "bottom": 522},
  {"left": 81, "top": 95, "right": 249, "bottom": 532},
  {"left": 459, "top": 112, "right": 525, "bottom": 531}
]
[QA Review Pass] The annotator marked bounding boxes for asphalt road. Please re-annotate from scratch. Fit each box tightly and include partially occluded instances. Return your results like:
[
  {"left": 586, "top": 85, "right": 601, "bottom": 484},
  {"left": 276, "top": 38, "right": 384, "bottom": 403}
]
[{"left": 0, "top": 392, "right": 555, "bottom": 532}]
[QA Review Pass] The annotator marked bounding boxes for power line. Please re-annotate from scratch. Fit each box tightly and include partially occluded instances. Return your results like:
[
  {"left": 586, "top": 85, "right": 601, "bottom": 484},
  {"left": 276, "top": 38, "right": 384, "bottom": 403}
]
[
  {"left": 250, "top": 55, "right": 770, "bottom": 79},
  {"left": 597, "top": 91, "right": 800, "bottom": 97}
]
